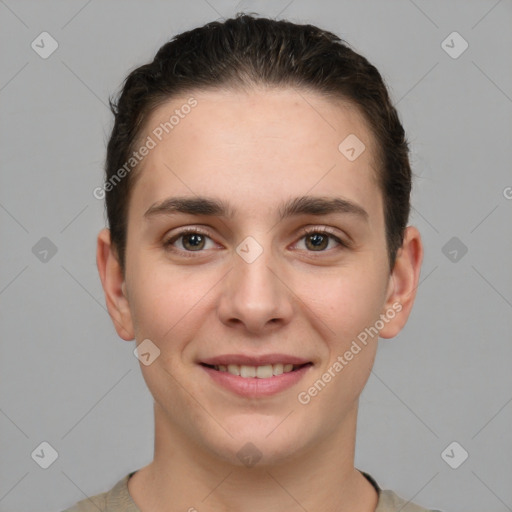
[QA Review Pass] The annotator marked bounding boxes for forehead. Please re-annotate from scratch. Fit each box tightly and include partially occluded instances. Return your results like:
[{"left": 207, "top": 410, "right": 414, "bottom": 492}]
[{"left": 130, "top": 87, "right": 382, "bottom": 222}]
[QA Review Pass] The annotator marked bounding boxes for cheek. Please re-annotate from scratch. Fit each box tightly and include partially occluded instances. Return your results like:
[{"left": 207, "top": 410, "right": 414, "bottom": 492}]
[
  {"left": 130, "top": 264, "right": 223, "bottom": 358},
  {"left": 127, "top": 265, "right": 210, "bottom": 347},
  {"left": 301, "top": 268, "right": 387, "bottom": 344},
  {"left": 292, "top": 271, "right": 385, "bottom": 435}
]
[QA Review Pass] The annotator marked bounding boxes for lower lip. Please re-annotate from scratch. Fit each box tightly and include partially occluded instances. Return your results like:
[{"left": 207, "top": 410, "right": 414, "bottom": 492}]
[{"left": 201, "top": 364, "right": 312, "bottom": 397}]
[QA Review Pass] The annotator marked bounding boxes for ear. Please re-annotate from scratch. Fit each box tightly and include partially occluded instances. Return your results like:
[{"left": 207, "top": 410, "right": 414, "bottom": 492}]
[
  {"left": 379, "top": 226, "right": 423, "bottom": 339},
  {"left": 96, "top": 228, "right": 135, "bottom": 341}
]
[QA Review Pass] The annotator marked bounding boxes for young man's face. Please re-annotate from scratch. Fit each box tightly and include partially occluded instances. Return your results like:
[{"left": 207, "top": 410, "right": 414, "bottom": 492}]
[{"left": 98, "top": 87, "right": 421, "bottom": 466}]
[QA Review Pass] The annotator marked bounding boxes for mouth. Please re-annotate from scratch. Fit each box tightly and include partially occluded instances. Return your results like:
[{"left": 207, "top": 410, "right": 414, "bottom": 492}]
[
  {"left": 200, "top": 362, "right": 312, "bottom": 379},
  {"left": 199, "top": 357, "right": 313, "bottom": 397}
]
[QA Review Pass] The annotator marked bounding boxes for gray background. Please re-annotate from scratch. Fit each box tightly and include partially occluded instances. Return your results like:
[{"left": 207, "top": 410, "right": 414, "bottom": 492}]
[{"left": 1, "top": 0, "right": 511, "bottom": 511}]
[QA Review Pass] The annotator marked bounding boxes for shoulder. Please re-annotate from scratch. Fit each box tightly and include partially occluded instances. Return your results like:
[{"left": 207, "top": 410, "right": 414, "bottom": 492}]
[
  {"left": 361, "top": 471, "right": 444, "bottom": 512},
  {"left": 60, "top": 492, "right": 107, "bottom": 512},
  {"left": 60, "top": 473, "right": 138, "bottom": 512},
  {"left": 377, "top": 489, "right": 444, "bottom": 512}
]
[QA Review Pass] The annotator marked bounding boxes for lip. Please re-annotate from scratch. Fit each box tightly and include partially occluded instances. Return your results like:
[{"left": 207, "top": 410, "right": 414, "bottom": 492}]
[
  {"left": 200, "top": 362, "right": 313, "bottom": 398},
  {"left": 200, "top": 353, "right": 311, "bottom": 366}
]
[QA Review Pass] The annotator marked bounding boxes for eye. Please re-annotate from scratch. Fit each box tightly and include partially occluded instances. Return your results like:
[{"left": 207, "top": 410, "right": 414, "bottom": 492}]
[
  {"left": 163, "top": 226, "right": 348, "bottom": 257},
  {"left": 163, "top": 228, "right": 216, "bottom": 254},
  {"left": 294, "top": 227, "right": 346, "bottom": 252}
]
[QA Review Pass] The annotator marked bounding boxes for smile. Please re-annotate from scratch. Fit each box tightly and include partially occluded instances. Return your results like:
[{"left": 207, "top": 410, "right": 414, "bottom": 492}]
[
  {"left": 203, "top": 363, "right": 307, "bottom": 378},
  {"left": 199, "top": 358, "right": 313, "bottom": 397}
]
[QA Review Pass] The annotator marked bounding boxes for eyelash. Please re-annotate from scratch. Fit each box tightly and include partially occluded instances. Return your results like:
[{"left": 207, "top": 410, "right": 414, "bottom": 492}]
[{"left": 162, "top": 226, "right": 348, "bottom": 257}]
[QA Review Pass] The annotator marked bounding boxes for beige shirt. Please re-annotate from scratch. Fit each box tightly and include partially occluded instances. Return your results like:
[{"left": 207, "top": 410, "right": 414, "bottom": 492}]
[{"left": 61, "top": 470, "right": 442, "bottom": 512}]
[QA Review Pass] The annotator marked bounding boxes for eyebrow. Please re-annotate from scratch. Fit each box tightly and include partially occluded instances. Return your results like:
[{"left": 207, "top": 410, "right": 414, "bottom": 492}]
[{"left": 144, "top": 195, "right": 369, "bottom": 223}]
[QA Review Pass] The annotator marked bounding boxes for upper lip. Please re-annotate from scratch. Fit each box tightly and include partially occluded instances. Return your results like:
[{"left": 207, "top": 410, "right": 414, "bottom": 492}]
[{"left": 200, "top": 354, "right": 311, "bottom": 366}]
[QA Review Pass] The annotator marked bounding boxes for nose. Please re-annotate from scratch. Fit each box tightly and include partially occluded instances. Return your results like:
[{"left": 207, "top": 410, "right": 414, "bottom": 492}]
[{"left": 217, "top": 241, "right": 294, "bottom": 335}]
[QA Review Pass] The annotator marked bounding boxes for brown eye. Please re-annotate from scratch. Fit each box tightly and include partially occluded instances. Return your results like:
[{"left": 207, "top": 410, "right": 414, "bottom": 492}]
[
  {"left": 163, "top": 228, "right": 215, "bottom": 254},
  {"left": 296, "top": 228, "right": 344, "bottom": 252},
  {"left": 181, "top": 233, "right": 206, "bottom": 251},
  {"left": 305, "top": 232, "right": 330, "bottom": 251}
]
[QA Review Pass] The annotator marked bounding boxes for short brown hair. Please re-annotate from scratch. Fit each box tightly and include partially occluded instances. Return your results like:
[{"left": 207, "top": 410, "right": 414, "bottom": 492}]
[{"left": 104, "top": 13, "right": 411, "bottom": 274}]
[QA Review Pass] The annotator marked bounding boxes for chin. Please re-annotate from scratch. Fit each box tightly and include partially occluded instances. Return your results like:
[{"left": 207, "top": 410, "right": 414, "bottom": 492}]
[{"left": 201, "top": 416, "right": 311, "bottom": 468}]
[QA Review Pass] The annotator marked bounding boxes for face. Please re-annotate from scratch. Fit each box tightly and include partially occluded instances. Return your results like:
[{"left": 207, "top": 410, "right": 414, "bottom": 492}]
[{"left": 98, "top": 87, "right": 422, "bottom": 467}]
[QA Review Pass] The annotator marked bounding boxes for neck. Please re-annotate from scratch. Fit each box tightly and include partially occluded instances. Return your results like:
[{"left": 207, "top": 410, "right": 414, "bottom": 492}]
[{"left": 128, "top": 402, "right": 378, "bottom": 512}]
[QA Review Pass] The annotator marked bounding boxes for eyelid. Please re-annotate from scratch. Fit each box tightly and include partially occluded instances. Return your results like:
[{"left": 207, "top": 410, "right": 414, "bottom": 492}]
[{"left": 296, "top": 225, "right": 343, "bottom": 239}]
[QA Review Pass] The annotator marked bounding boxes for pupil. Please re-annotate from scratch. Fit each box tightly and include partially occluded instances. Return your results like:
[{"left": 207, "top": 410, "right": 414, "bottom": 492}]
[
  {"left": 309, "top": 234, "right": 327, "bottom": 250},
  {"left": 185, "top": 234, "right": 203, "bottom": 250}
]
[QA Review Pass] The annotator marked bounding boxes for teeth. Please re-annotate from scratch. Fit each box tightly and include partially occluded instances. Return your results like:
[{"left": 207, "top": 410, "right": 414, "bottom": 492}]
[
  {"left": 256, "top": 365, "right": 273, "bottom": 378},
  {"left": 240, "top": 365, "right": 256, "bottom": 378},
  {"left": 227, "top": 364, "right": 240, "bottom": 376},
  {"left": 272, "top": 363, "right": 284, "bottom": 375},
  {"left": 213, "top": 363, "right": 301, "bottom": 378}
]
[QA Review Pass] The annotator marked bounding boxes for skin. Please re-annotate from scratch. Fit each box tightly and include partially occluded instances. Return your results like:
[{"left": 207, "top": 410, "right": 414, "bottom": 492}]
[{"left": 97, "top": 87, "right": 423, "bottom": 512}]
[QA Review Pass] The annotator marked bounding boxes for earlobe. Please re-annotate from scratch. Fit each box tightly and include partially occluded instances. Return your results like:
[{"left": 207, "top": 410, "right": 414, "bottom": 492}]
[
  {"left": 379, "top": 226, "right": 423, "bottom": 339},
  {"left": 96, "top": 228, "right": 135, "bottom": 341}
]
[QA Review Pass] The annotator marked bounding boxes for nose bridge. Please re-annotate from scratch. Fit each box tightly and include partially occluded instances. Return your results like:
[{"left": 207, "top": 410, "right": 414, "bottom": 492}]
[
  {"left": 217, "top": 232, "right": 293, "bottom": 332},
  {"left": 233, "top": 233, "right": 280, "bottom": 306},
  {"left": 237, "top": 242, "right": 275, "bottom": 294}
]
